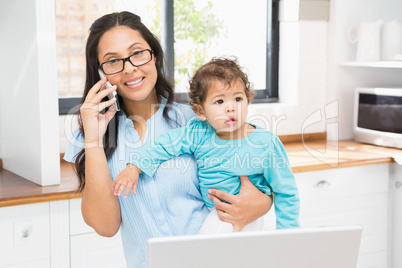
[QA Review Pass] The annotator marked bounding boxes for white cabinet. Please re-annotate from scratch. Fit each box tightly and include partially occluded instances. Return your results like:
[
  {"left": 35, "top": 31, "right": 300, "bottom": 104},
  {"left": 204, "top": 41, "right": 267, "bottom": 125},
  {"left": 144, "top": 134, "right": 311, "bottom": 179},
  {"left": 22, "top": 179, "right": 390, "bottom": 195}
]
[
  {"left": 0, "top": 162, "right": 396, "bottom": 267},
  {"left": 69, "top": 198, "right": 126, "bottom": 268},
  {"left": 0, "top": 203, "right": 50, "bottom": 267},
  {"left": 264, "top": 164, "right": 390, "bottom": 268},
  {"left": 390, "top": 163, "right": 402, "bottom": 268},
  {"left": 0, "top": 199, "right": 126, "bottom": 267},
  {"left": 69, "top": 198, "right": 95, "bottom": 235},
  {"left": 70, "top": 233, "right": 126, "bottom": 268}
]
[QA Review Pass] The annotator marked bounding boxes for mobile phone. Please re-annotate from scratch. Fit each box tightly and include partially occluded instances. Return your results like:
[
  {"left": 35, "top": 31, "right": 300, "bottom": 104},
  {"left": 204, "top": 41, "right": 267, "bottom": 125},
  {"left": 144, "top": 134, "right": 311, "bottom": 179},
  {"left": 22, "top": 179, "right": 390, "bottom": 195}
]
[{"left": 98, "top": 69, "right": 121, "bottom": 111}]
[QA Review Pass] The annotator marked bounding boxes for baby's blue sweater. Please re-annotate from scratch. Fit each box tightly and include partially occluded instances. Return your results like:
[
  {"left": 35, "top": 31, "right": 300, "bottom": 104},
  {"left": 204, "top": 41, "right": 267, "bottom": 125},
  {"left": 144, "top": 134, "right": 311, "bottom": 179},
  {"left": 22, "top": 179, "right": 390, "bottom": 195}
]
[{"left": 130, "top": 119, "right": 300, "bottom": 228}]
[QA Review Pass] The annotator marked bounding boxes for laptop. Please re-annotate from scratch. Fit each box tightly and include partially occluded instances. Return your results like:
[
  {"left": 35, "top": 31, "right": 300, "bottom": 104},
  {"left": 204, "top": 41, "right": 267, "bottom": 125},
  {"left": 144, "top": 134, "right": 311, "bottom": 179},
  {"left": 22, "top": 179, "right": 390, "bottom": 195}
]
[{"left": 146, "top": 225, "right": 362, "bottom": 268}]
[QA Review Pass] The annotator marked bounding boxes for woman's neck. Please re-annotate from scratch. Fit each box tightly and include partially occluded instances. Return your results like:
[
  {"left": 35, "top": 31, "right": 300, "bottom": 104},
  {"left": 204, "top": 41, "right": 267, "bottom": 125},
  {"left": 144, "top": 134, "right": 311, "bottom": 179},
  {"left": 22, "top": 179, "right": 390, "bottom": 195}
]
[
  {"left": 123, "top": 92, "right": 160, "bottom": 121},
  {"left": 122, "top": 91, "right": 160, "bottom": 144}
]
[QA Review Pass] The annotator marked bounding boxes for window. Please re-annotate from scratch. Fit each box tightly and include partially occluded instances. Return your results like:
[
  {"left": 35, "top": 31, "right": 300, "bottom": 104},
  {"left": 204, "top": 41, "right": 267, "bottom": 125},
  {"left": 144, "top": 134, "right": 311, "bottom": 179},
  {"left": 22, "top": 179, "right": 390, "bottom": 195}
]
[
  {"left": 170, "top": 0, "right": 279, "bottom": 102},
  {"left": 56, "top": 0, "right": 278, "bottom": 114}
]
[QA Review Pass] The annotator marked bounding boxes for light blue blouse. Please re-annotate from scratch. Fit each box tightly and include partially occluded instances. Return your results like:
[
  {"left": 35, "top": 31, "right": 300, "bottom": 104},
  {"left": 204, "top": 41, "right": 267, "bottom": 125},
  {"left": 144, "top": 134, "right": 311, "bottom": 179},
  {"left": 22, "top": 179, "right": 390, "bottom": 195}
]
[{"left": 64, "top": 98, "right": 210, "bottom": 268}]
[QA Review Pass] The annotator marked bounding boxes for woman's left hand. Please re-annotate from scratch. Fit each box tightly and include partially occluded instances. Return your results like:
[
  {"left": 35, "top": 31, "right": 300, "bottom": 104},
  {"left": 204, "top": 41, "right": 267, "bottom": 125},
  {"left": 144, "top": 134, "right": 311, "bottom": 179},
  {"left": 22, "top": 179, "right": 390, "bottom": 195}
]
[{"left": 207, "top": 176, "right": 273, "bottom": 232}]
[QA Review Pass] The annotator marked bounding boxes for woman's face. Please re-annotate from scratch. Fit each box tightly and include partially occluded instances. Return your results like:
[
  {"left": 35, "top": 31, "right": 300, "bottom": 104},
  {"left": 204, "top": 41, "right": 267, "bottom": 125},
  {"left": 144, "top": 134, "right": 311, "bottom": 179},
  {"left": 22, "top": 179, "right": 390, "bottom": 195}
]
[{"left": 97, "top": 26, "right": 158, "bottom": 103}]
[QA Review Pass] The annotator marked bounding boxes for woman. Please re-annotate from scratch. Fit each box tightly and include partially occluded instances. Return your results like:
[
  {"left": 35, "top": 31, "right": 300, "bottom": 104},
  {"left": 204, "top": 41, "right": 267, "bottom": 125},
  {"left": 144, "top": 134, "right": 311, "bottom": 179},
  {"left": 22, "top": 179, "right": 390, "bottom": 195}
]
[{"left": 64, "top": 11, "right": 272, "bottom": 267}]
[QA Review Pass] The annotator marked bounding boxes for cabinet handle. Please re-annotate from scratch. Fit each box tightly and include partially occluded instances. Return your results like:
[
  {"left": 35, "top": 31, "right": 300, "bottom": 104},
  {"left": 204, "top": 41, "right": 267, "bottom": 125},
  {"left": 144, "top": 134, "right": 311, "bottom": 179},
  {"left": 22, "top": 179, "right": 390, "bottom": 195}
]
[
  {"left": 21, "top": 227, "right": 32, "bottom": 238},
  {"left": 396, "top": 181, "right": 402, "bottom": 189},
  {"left": 314, "top": 180, "right": 330, "bottom": 188}
]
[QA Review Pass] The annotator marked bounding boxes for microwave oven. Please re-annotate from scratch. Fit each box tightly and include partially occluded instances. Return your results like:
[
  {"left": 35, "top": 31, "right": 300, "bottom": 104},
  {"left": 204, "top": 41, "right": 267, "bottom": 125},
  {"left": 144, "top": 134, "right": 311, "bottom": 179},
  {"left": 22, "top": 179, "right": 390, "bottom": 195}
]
[{"left": 353, "top": 87, "right": 402, "bottom": 149}]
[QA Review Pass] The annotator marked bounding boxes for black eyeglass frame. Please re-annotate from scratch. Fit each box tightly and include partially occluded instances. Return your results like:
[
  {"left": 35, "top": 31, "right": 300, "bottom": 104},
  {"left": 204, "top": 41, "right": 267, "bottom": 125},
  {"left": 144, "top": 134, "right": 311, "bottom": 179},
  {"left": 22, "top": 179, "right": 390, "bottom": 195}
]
[{"left": 99, "top": 49, "right": 154, "bottom": 75}]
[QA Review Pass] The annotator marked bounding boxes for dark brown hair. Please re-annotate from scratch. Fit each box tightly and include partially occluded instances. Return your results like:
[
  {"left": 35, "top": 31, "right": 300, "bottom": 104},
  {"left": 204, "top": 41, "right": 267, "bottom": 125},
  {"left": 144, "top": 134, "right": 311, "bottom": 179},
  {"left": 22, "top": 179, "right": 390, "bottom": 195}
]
[
  {"left": 74, "top": 11, "right": 175, "bottom": 192},
  {"left": 188, "top": 57, "right": 255, "bottom": 107}
]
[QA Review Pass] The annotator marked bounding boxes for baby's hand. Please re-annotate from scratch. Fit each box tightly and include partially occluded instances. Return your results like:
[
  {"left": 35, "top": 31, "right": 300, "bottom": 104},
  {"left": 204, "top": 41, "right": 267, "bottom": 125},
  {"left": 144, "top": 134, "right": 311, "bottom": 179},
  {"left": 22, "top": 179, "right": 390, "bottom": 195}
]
[{"left": 113, "top": 164, "right": 142, "bottom": 198}]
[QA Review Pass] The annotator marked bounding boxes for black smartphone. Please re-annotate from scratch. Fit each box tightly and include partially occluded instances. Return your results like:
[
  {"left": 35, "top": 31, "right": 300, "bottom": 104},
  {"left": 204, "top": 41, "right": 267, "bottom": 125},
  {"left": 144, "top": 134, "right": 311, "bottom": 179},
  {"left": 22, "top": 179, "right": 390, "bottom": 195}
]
[{"left": 98, "top": 69, "right": 121, "bottom": 111}]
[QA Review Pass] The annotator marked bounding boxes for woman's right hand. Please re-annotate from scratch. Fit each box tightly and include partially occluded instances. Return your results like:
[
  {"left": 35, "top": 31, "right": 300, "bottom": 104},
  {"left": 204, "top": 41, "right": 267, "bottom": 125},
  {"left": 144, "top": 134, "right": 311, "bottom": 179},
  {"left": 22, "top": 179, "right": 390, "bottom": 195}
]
[
  {"left": 207, "top": 176, "right": 273, "bottom": 232},
  {"left": 80, "top": 78, "right": 118, "bottom": 147}
]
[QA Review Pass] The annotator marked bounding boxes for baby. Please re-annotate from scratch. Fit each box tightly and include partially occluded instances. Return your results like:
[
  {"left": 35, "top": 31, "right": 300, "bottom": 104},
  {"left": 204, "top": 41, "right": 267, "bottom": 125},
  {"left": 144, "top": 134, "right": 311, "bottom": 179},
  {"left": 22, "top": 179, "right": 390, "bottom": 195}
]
[{"left": 113, "top": 57, "right": 300, "bottom": 233}]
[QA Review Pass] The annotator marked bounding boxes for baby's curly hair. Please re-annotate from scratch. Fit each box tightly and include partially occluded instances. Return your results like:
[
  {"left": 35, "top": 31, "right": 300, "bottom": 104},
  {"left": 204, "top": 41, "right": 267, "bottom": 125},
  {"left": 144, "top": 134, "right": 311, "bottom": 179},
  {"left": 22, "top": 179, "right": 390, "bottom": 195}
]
[{"left": 188, "top": 57, "right": 255, "bottom": 107}]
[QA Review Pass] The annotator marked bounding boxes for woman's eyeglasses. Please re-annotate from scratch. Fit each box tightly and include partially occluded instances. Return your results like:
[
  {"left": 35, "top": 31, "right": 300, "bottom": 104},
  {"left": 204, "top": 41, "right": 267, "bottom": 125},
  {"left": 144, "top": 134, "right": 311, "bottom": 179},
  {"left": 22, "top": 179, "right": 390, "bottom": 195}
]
[{"left": 100, "top": 49, "right": 154, "bottom": 75}]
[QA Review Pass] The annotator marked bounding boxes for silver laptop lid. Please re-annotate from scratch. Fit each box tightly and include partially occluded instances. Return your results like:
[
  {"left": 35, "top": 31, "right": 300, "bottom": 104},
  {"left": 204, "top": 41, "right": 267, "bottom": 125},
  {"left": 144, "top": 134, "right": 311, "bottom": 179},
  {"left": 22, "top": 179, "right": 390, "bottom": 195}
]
[{"left": 147, "top": 225, "right": 362, "bottom": 268}]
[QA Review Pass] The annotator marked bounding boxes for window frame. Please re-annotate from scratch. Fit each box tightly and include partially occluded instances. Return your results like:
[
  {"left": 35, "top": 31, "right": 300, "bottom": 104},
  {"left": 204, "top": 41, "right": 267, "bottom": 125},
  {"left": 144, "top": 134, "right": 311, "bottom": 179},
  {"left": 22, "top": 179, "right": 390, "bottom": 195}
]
[{"left": 58, "top": 0, "right": 279, "bottom": 115}]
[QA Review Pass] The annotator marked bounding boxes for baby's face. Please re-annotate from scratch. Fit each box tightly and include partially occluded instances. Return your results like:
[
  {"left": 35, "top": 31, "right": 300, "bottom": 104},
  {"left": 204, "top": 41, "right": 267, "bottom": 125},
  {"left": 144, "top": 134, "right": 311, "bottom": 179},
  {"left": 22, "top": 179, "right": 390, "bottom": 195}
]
[{"left": 196, "top": 79, "right": 250, "bottom": 140}]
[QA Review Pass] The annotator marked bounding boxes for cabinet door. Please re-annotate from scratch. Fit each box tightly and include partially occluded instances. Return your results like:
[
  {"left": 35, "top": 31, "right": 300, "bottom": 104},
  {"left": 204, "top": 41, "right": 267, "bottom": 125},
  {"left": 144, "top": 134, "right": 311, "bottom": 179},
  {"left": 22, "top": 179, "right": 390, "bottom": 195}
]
[
  {"left": 296, "top": 164, "right": 389, "bottom": 268},
  {"left": 263, "top": 165, "right": 389, "bottom": 267},
  {"left": 264, "top": 164, "right": 389, "bottom": 233},
  {"left": 357, "top": 251, "right": 387, "bottom": 268},
  {"left": 69, "top": 198, "right": 126, "bottom": 267},
  {"left": 296, "top": 164, "right": 388, "bottom": 202},
  {"left": 301, "top": 192, "right": 388, "bottom": 254},
  {"left": 0, "top": 203, "right": 50, "bottom": 266},
  {"left": 70, "top": 232, "right": 126, "bottom": 268},
  {"left": 390, "top": 163, "right": 402, "bottom": 268},
  {"left": 264, "top": 190, "right": 388, "bottom": 266},
  {"left": 69, "top": 198, "right": 95, "bottom": 235}
]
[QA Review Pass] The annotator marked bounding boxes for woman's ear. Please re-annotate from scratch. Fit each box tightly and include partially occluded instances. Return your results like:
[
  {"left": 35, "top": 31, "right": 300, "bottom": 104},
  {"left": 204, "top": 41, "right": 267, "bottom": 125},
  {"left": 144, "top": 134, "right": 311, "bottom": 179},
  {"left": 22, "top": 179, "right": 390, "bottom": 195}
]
[{"left": 193, "top": 104, "right": 207, "bottom": 121}]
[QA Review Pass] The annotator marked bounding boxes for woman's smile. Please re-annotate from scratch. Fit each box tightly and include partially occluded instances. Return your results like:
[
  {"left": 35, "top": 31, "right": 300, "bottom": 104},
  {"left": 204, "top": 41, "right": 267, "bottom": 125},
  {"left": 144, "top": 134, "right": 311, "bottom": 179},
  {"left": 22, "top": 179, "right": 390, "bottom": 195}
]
[{"left": 125, "top": 77, "right": 145, "bottom": 88}]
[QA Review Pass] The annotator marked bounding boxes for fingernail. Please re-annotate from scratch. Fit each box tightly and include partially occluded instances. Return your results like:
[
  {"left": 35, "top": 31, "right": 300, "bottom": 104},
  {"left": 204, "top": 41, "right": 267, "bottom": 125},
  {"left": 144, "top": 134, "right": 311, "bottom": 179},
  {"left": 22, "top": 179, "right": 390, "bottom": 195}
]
[{"left": 207, "top": 189, "right": 212, "bottom": 193}]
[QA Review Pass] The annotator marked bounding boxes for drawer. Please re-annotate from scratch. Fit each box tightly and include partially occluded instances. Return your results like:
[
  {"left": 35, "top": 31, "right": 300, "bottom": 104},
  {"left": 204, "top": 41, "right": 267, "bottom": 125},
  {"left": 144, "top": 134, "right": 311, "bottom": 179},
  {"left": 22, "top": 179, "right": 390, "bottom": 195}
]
[
  {"left": 357, "top": 251, "right": 387, "bottom": 268},
  {"left": 300, "top": 192, "right": 388, "bottom": 254},
  {"left": 70, "top": 198, "right": 95, "bottom": 235},
  {"left": 295, "top": 164, "right": 389, "bottom": 202},
  {"left": 263, "top": 191, "right": 388, "bottom": 255},
  {"left": 0, "top": 203, "right": 50, "bottom": 266}
]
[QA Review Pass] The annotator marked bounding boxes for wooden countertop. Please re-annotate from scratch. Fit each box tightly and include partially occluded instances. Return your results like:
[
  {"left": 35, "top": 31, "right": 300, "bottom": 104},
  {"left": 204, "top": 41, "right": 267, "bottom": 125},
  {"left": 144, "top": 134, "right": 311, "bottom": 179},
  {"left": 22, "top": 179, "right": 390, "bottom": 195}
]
[
  {"left": 1, "top": 139, "right": 401, "bottom": 208},
  {"left": 285, "top": 139, "right": 400, "bottom": 173},
  {"left": 0, "top": 162, "right": 80, "bottom": 207}
]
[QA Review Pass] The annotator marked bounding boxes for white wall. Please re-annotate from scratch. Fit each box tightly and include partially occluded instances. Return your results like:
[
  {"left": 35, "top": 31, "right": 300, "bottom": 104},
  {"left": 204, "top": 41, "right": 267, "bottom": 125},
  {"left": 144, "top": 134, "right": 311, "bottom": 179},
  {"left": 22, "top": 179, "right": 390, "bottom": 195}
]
[
  {"left": 249, "top": 20, "right": 328, "bottom": 137},
  {"left": 248, "top": 0, "right": 328, "bottom": 137},
  {"left": 0, "top": 0, "right": 60, "bottom": 185}
]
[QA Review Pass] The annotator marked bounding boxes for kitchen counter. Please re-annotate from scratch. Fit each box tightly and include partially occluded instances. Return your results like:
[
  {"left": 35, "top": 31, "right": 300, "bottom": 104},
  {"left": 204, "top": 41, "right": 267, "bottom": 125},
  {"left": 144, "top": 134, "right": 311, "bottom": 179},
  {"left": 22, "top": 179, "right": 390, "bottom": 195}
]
[
  {"left": 0, "top": 139, "right": 401, "bottom": 208},
  {"left": 0, "top": 162, "right": 79, "bottom": 207},
  {"left": 285, "top": 139, "right": 400, "bottom": 173}
]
